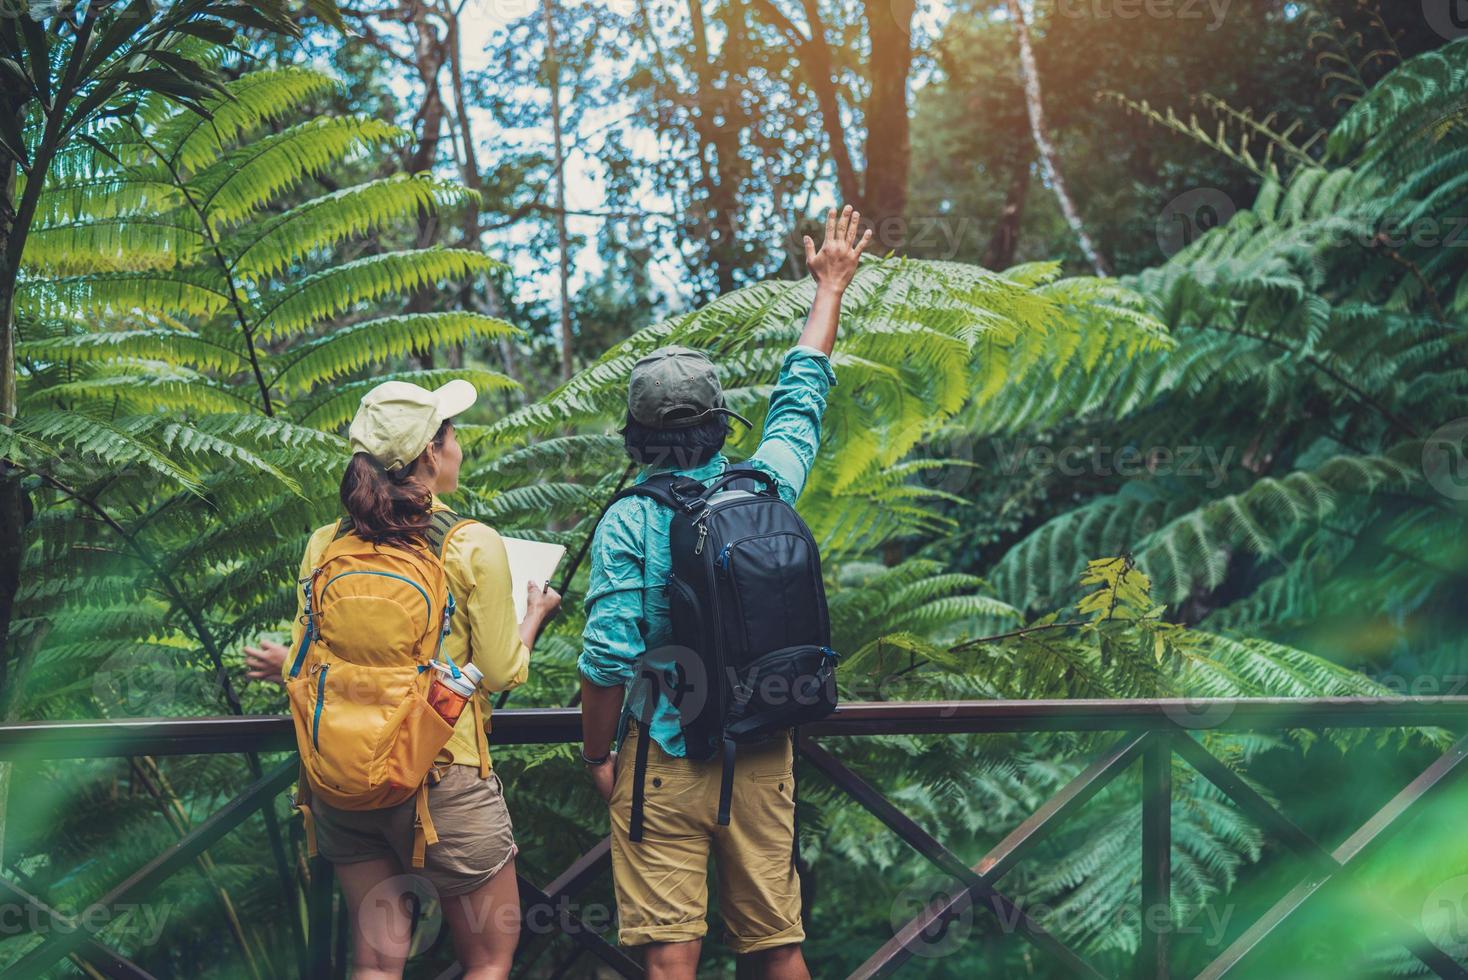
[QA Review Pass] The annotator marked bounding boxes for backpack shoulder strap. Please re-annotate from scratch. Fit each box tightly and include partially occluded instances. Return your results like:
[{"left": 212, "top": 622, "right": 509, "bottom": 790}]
[
  {"left": 610, "top": 473, "right": 708, "bottom": 513},
  {"left": 426, "top": 508, "right": 475, "bottom": 559}
]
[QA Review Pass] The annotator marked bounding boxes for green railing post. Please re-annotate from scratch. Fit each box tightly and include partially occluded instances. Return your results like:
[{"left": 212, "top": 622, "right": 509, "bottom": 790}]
[
  {"left": 307, "top": 855, "right": 335, "bottom": 977},
  {"left": 1140, "top": 733, "right": 1171, "bottom": 980}
]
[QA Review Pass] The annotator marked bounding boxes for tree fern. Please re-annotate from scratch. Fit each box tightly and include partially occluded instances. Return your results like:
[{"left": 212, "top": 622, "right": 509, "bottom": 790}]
[
  {"left": 977, "top": 37, "right": 1468, "bottom": 721},
  {"left": 11, "top": 62, "right": 521, "bottom": 743}
]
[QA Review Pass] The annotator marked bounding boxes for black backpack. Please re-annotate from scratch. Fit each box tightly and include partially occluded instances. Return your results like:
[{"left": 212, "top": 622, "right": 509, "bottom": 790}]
[{"left": 613, "top": 463, "right": 839, "bottom": 842}]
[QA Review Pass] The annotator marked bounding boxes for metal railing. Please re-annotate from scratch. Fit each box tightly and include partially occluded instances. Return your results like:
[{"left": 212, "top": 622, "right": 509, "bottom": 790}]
[{"left": 3, "top": 697, "right": 1468, "bottom": 979}]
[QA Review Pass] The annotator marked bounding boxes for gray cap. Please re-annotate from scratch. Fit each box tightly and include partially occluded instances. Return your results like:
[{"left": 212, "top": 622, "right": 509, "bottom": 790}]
[{"left": 627, "top": 345, "right": 752, "bottom": 430}]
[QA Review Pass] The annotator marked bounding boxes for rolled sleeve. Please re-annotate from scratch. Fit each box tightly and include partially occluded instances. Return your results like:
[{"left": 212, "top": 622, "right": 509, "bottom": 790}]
[
  {"left": 749, "top": 345, "right": 837, "bottom": 503},
  {"left": 578, "top": 503, "right": 647, "bottom": 688},
  {"left": 450, "top": 524, "right": 531, "bottom": 692}
]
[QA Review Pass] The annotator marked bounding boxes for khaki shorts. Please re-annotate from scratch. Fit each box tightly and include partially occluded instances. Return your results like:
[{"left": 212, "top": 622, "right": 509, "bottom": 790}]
[
  {"left": 608, "top": 723, "right": 805, "bottom": 954},
  {"left": 312, "top": 764, "right": 517, "bottom": 898}
]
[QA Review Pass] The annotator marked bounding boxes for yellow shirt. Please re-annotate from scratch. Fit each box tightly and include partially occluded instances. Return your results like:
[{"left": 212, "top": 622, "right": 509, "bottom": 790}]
[{"left": 289, "top": 498, "right": 530, "bottom": 772}]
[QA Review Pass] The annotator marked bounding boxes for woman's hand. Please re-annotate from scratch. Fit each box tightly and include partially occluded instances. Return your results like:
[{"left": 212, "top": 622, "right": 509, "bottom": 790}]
[
  {"left": 804, "top": 205, "right": 873, "bottom": 295},
  {"left": 526, "top": 581, "right": 562, "bottom": 624},
  {"left": 243, "top": 639, "right": 289, "bottom": 685},
  {"left": 520, "top": 582, "right": 563, "bottom": 650}
]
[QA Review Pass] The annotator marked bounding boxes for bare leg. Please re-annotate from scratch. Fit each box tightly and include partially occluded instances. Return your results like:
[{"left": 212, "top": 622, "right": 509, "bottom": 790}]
[
  {"left": 334, "top": 857, "right": 414, "bottom": 980},
  {"left": 737, "top": 944, "right": 810, "bottom": 980},
  {"left": 643, "top": 938, "right": 702, "bottom": 980},
  {"left": 441, "top": 856, "right": 522, "bottom": 980}
]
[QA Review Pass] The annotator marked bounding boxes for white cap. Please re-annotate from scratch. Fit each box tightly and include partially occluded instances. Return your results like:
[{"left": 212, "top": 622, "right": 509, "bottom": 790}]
[{"left": 347, "top": 379, "right": 477, "bottom": 471}]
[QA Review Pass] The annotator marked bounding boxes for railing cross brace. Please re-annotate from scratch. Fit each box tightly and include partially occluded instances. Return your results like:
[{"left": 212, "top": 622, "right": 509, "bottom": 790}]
[
  {"left": 799, "top": 734, "right": 1109, "bottom": 979},
  {"left": 3, "top": 759, "right": 297, "bottom": 980},
  {"left": 1190, "top": 733, "right": 1468, "bottom": 979},
  {"left": 0, "top": 875, "right": 157, "bottom": 979},
  {"left": 856, "top": 732, "right": 1152, "bottom": 976}
]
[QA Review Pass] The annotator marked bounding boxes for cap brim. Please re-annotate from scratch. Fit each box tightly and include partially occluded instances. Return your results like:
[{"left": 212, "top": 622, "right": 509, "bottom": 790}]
[
  {"left": 713, "top": 406, "right": 753, "bottom": 429},
  {"left": 432, "top": 379, "right": 477, "bottom": 423},
  {"left": 657, "top": 405, "right": 753, "bottom": 430}
]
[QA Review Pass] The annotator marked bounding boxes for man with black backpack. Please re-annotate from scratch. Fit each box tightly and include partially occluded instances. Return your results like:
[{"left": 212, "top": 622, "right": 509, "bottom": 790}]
[{"left": 578, "top": 206, "right": 872, "bottom": 978}]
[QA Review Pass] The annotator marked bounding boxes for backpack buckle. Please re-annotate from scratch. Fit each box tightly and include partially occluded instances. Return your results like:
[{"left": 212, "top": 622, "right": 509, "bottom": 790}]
[{"left": 668, "top": 480, "right": 708, "bottom": 514}]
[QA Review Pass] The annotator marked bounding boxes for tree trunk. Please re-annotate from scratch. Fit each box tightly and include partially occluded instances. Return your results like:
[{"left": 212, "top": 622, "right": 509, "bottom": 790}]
[
  {"left": 861, "top": 0, "right": 915, "bottom": 247},
  {"left": 405, "top": 0, "right": 449, "bottom": 368},
  {"left": 1005, "top": 0, "right": 1110, "bottom": 276},
  {"left": 748, "top": 0, "right": 861, "bottom": 206},
  {"left": 687, "top": 0, "right": 751, "bottom": 297},
  {"left": 982, "top": 154, "right": 1031, "bottom": 270},
  {"left": 0, "top": 131, "right": 41, "bottom": 872},
  {"left": 1, "top": 149, "right": 23, "bottom": 670},
  {"left": 0, "top": 60, "right": 74, "bottom": 734},
  {"left": 1, "top": 155, "right": 16, "bottom": 426},
  {"left": 447, "top": 7, "right": 518, "bottom": 388},
  {"left": 543, "top": 0, "right": 575, "bottom": 381}
]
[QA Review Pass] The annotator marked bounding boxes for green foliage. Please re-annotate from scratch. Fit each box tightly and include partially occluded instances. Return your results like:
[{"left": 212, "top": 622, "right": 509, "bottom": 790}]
[
  {"left": 478, "top": 257, "right": 1170, "bottom": 559},
  {"left": 3, "top": 63, "right": 521, "bottom": 974},
  {"left": 9, "top": 20, "right": 1468, "bottom": 980},
  {"left": 978, "top": 37, "right": 1468, "bottom": 704}
]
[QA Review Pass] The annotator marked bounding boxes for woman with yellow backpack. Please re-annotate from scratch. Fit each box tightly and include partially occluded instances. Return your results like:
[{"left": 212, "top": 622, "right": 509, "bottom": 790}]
[{"left": 245, "top": 379, "right": 560, "bottom": 980}]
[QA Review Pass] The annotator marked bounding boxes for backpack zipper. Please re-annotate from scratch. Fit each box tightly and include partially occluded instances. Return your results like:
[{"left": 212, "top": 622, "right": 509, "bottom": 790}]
[
  {"left": 311, "top": 664, "right": 329, "bottom": 749},
  {"left": 320, "top": 570, "right": 433, "bottom": 632},
  {"left": 700, "top": 515, "right": 730, "bottom": 759},
  {"left": 720, "top": 531, "right": 817, "bottom": 661}
]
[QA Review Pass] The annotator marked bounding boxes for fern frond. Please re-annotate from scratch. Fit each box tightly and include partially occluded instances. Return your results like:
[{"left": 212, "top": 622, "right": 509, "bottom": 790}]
[
  {"left": 18, "top": 329, "right": 245, "bottom": 373},
  {"left": 194, "top": 116, "right": 409, "bottom": 229},
  {"left": 228, "top": 176, "right": 475, "bottom": 281},
  {"left": 23, "top": 216, "right": 204, "bottom": 274},
  {"left": 152, "top": 67, "right": 340, "bottom": 172},
  {"left": 16, "top": 271, "right": 230, "bottom": 320},
  {"left": 254, "top": 249, "right": 503, "bottom": 340},
  {"left": 269, "top": 312, "right": 518, "bottom": 394}
]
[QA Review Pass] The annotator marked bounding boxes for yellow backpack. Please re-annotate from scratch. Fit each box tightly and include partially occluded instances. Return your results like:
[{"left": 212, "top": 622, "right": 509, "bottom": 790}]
[{"left": 284, "top": 510, "right": 473, "bottom": 868}]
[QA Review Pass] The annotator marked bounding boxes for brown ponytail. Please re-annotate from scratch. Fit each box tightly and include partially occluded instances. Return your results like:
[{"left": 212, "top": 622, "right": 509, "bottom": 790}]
[{"left": 339, "top": 421, "right": 451, "bottom": 548}]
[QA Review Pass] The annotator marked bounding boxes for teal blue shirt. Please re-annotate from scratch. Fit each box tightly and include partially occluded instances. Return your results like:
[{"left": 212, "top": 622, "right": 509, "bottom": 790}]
[{"left": 577, "top": 345, "right": 837, "bottom": 757}]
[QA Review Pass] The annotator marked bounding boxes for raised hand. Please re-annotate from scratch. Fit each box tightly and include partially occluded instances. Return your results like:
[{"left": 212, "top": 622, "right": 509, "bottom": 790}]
[{"left": 804, "top": 205, "right": 874, "bottom": 294}]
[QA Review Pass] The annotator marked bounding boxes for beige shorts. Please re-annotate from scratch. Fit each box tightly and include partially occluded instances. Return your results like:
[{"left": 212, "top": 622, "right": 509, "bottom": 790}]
[
  {"left": 312, "top": 764, "right": 517, "bottom": 897},
  {"left": 608, "top": 723, "right": 805, "bottom": 954}
]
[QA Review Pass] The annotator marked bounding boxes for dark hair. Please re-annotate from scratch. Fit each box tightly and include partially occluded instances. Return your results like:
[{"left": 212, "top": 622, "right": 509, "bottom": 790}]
[
  {"left": 621, "top": 412, "right": 729, "bottom": 469},
  {"left": 339, "top": 420, "right": 452, "bottom": 548}
]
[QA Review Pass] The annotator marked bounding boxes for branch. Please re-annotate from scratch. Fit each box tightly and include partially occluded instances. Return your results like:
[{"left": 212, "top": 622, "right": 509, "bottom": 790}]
[{"left": 948, "top": 620, "right": 1088, "bottom": 653}]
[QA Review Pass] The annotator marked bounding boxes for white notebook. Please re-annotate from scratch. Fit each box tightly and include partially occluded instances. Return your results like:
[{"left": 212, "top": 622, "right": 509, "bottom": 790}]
[{"left": 502, "top": 537, "right": 568, "bottom": 622}]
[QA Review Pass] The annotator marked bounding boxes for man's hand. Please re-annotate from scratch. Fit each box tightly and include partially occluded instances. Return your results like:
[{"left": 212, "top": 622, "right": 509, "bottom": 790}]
[
  {"left": 587, "top": 751, "right": 618, "bottom": 804},
  {"left": 804, "top": 205, "right": 873, "bottom": 295},
  {"left": 244, "top": 639, "right": 289, "bottom": 685},
  {"left": 797, "top": 204, "right": 872, "bottom": 355}
]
